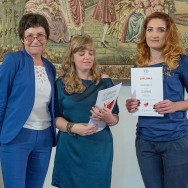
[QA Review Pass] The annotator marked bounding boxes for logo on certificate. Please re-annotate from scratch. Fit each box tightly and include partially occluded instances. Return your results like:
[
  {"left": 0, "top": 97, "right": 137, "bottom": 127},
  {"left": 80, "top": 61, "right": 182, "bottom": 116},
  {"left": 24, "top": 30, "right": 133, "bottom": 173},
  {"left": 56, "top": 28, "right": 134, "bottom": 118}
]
[
  {"left": 104, "top": 100, "right": 115, "bottom": 110},
  {"left": 144, "top": 102, "right": 149, "bottom": 107}
]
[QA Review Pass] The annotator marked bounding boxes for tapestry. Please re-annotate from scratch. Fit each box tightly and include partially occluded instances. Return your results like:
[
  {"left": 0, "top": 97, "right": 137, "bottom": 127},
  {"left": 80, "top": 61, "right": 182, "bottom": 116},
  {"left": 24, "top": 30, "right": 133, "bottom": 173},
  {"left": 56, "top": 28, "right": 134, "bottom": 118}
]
[{"left": 0, "top": 0, "right": 188, "bottom": 82}]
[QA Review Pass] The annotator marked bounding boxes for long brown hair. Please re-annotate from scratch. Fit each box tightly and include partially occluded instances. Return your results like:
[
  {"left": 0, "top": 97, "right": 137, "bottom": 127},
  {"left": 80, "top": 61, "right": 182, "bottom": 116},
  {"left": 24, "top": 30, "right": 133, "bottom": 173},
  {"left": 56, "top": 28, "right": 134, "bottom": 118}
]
[
  {"left": 62, "top": 35, "right": 100, "bottom": 94},
  {"left": 137, "top": 12, "right": 183, "bottom": 69}
]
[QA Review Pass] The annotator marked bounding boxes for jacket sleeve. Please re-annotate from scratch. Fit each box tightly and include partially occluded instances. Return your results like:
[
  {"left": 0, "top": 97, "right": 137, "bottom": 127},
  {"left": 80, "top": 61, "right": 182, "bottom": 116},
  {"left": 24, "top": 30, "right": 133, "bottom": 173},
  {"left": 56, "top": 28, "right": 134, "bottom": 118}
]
[
  {"left": 0, "top": 52, "right": 19, "bottom": 131},
  {"left": 54, "top": 78, "right": 64, "bottom": 118}
]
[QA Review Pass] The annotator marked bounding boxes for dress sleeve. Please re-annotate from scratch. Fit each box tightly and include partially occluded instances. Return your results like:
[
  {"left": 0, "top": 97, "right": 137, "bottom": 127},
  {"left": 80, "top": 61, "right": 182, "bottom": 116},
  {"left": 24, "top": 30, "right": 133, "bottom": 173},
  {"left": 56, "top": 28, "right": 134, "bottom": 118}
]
[
  {"left": 54, "top": 78, "right": 64, "bottom": 117},
  {"left": 0, "top": 52, "right": 19, "bottom": 130}
]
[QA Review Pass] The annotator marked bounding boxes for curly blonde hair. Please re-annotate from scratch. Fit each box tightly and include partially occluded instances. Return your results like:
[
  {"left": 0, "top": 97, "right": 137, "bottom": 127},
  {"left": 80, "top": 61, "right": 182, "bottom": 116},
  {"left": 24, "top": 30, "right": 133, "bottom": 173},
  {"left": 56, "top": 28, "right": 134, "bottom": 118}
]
[
  {"left": 61, "top": 35, "right": 100, "bottom": 94},
  {"left": 137, "top": 12, "right": 184, "bottom": 69}
]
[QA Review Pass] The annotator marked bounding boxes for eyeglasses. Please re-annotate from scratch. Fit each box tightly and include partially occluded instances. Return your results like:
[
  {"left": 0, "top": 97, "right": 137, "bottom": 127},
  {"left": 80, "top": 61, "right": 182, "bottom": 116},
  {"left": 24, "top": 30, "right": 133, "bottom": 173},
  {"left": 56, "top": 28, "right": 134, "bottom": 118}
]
[{"left": 24, "top": 33, "right": 47, "bottom": 42}]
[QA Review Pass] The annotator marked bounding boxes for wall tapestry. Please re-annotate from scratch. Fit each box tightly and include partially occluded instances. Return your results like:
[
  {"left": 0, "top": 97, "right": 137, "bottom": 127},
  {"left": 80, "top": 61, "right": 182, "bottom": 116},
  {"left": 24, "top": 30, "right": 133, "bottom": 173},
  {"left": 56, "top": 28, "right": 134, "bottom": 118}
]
[{"left": 0, "top": 0, "right": 188, "bottom": 82}]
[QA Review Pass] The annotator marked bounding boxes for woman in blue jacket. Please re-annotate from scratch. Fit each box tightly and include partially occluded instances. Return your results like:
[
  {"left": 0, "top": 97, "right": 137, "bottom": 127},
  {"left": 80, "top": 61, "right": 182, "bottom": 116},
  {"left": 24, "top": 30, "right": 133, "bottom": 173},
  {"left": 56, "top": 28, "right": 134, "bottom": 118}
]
[{"left": 0, "top": 13, "right": 56, "bottom": 188}]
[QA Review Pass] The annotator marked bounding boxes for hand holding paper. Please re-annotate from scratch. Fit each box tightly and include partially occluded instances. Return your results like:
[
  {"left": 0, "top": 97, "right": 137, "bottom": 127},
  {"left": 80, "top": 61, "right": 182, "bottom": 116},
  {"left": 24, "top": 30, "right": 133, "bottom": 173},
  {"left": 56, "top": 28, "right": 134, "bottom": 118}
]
[{"left": 89, "top": 83, "right": 122, "bottom": 131}]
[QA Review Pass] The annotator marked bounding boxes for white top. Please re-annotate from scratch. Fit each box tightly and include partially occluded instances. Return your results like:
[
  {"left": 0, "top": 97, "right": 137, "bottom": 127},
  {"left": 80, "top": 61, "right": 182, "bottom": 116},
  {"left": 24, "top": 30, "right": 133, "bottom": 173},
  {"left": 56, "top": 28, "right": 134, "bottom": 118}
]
[{"left": 24, "top": 65, "right": 52, "bottom": 130}]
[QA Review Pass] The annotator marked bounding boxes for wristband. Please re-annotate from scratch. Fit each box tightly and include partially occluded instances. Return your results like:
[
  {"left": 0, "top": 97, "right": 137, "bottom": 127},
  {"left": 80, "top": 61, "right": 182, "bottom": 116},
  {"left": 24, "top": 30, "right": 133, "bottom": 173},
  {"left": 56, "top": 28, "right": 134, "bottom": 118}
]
[
  {"left": 106, "top": 120, "right": 117, "bottom": 126},
  {"left": 66, "top": 122, "right": 76, "bottom": 136}
]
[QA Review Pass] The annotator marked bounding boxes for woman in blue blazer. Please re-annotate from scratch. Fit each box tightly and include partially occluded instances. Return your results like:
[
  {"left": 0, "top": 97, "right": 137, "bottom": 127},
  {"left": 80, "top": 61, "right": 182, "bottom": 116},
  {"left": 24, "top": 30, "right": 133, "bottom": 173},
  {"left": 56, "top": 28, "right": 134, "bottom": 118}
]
[{"left": 0, "top": 13, "right": 56, "bottom": 188}]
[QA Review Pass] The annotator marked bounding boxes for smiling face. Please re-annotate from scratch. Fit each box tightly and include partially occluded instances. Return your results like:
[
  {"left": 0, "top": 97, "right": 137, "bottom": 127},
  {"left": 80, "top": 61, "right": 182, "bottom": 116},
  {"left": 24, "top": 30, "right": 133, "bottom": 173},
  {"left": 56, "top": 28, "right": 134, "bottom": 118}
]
[
  {"left": 23, "top": 26, "right": 47, "bottom": 58},
  {"left": 146, "top": 18, "right": 167, "bottom": 51},
  {"left": 73, "top": 47, "right": 95, "bottom": 76}
]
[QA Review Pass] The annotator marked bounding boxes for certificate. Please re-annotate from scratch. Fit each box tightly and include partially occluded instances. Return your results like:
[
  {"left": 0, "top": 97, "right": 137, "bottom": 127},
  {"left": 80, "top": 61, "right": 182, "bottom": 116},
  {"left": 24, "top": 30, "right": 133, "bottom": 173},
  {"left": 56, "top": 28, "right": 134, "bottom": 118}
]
[
  {"left": 131, "top": 67, "right": 163, "bottom": 116},
  {"left": 89, "top": 83, "right": 122, "bottom": 131}
]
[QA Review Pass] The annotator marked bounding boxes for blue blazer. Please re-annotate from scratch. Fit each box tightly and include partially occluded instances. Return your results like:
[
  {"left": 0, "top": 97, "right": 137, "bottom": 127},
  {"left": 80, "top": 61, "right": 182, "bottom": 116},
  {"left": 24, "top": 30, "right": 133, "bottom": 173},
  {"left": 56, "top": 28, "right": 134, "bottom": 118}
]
[{"left": 0, "top": 49, "right": 57, "bottom": 146}]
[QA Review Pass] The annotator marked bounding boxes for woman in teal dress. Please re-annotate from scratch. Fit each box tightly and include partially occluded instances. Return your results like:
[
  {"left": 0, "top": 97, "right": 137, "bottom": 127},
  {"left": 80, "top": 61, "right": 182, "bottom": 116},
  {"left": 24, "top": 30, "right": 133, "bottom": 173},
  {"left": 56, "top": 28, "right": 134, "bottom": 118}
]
[{"left": 51, "top": 35, "right": 119, "bottom": 188}]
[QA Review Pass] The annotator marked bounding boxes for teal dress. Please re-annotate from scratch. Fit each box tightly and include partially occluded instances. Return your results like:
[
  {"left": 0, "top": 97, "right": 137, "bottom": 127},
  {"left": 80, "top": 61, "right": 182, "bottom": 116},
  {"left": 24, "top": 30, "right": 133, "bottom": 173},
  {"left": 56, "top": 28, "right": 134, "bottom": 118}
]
[{"left": 52, "top": 77, "right": 119, "bottom": 188}]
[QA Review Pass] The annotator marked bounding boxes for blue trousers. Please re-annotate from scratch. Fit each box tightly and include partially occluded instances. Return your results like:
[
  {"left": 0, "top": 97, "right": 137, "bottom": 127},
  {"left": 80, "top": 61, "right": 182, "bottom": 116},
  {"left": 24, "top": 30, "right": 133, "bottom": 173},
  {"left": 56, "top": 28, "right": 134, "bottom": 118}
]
[
  {"left": 136, "top": 135, "right": 188, "bottom": 188},
  {"left": 1, "top": 127, "right": 53, "bottom": 188}
]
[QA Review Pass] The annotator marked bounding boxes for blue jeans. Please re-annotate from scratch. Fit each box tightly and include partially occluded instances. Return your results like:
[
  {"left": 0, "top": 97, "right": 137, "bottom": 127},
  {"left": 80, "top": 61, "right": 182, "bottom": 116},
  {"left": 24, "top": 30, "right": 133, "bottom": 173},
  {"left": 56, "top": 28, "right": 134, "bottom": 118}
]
[
  {"left": 136, "top": 135, "right": 188, "bottom": 188},
  {"left": 1, "top": 127, "right": 53, "bottom": 188}
]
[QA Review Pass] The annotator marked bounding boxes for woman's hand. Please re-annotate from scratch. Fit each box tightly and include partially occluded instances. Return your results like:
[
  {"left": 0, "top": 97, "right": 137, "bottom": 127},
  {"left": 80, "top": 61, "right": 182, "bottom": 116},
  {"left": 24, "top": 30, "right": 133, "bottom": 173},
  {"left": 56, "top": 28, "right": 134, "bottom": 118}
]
[
  {"left": 55, "top": 117, "right": 97, "bottom": 136},
  {"left": 90, "top": 105, "right": 118, "bottom": 125},
  {"left": 125, "top": 99, "right": 140, "bottom": 113},
  {"left": 71, "top": 123, "right": 97, "bottom": 136},
  {"left": 154, "top": 100, "right": 178, "bottom": 114}
]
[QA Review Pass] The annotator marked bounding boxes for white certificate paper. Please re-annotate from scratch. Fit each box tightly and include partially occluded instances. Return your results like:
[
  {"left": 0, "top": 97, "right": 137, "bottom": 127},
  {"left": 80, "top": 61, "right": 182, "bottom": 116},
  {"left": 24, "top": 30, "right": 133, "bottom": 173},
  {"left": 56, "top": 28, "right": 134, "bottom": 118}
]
[
  {"left": 89, "top": 83, "right": 122, "bottom": 131},
  {"left": 131, "top": 67, "right": 163, "bottom": 116}
]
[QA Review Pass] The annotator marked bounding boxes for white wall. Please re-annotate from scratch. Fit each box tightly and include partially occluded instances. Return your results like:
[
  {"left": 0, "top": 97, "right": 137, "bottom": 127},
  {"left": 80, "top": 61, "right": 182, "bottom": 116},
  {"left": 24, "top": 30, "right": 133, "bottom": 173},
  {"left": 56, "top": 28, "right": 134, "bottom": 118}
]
[
  {"left": 0, "top": 85, "right": 145, "bottom": 188},
  {"left": 110, "top": 85, "right": 144, "bottom": 188}
]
